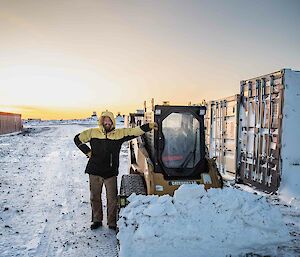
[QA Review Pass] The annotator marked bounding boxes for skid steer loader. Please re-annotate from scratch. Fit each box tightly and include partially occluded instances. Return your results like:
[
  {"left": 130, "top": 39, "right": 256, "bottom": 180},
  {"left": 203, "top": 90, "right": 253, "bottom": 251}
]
[{"left": 119, "top": 101, "right": 223, "bottom": 208}]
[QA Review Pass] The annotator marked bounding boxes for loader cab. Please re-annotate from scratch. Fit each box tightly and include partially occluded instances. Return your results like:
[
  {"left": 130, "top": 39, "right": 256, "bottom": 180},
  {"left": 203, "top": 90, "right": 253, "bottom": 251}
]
[{"left": 152, "top": 105, "right": 207, "bottom": 179}]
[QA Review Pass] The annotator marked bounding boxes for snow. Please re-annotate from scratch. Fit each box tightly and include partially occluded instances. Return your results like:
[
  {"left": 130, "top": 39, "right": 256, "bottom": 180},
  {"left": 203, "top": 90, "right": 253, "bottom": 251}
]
[
  {"left": 1, "top": 121, "right": 300, "bottom": 257},
  {"left": 22, "top": 118, "right": 99, "bottom": 127},
  {"left": 118, "top": 184, "right": 299, "bottom": 257},
  {"left": 279, "top": 165, "right": 300, "bottom": 207},
  {"left": 0, "top": 123, "right": 126, "bottom": 257}
]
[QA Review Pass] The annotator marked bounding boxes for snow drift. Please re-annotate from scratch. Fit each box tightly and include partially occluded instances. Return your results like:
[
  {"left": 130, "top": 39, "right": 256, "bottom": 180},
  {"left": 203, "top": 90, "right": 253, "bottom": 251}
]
[{"left": 117, "top": 184, "right": 290, "bottom": 257}]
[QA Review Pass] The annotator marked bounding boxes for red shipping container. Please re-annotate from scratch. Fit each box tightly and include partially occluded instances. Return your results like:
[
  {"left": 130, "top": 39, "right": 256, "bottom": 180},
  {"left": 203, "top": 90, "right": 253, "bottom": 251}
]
[{"left": 0, "top": 112, "right": 23, "bottom": 135}]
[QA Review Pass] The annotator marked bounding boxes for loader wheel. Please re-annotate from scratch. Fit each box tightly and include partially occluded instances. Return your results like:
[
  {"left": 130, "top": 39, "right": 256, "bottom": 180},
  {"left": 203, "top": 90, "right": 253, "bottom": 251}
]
[{"left": 120, "top": 174, "right": 147, "bottom": 197}]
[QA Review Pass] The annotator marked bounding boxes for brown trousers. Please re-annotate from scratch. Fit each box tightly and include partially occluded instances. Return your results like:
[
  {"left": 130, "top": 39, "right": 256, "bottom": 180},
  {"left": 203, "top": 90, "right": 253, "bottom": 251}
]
[{"left": 89, "top": 174, "right": 117, "bottom": 227}]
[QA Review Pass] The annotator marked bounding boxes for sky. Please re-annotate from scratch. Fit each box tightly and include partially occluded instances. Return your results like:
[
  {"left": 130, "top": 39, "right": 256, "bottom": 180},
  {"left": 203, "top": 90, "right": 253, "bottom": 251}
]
[{"left": 0, "top": 0, "right": 299, "bottom": 119}]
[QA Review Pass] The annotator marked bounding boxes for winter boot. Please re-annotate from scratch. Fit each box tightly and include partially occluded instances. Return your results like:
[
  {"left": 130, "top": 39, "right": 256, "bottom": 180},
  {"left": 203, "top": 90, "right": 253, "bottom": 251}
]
[
  {"left": 91, "top": 221, "right": 102, "bottom": 230},
  {"left": 108, "top": 225, "right": 117, "bottom": 231}
]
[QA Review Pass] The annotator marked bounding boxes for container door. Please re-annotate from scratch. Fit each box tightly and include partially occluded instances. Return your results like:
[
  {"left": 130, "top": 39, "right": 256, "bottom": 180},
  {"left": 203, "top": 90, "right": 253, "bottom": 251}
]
[
  {"left": 237, "top": 71, "right": 283, "bottom": 193},
  {"left": 207, "top": 96, "right": 239, "bottom": 180}
]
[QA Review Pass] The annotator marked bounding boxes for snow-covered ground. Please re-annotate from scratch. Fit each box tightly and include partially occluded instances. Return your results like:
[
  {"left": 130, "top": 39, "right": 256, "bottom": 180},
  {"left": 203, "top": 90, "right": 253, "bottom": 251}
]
[
  {"left": 0, "top": 123, "right": 127, "bottom": 257},
  {"left": 22, "top": 119, "right": 99, "bottom": 127},
  {"left": 118, "top": 185, "right": 300, "bottom": 257},
  {"left": 1, "top": 122, "right": 300, "bottom": 257}
]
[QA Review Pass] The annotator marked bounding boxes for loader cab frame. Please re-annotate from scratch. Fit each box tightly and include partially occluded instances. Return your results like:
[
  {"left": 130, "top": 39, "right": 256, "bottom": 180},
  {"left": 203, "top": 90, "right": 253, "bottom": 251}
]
[{"left": 152, "top": 105, "right": 207, "bottom": 179}]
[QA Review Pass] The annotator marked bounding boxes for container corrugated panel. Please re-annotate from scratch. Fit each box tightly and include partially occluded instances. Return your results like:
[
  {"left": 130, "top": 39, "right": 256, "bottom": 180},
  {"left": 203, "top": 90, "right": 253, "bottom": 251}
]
[
  {"left": 0, "top": 112, "right": 23, "bottom": 135},
  {"left": 237, "top": 69, "right": 300, "bottom": 193},
  {"left": 205, "top": 95, "right": 240, "bottom": 180}
]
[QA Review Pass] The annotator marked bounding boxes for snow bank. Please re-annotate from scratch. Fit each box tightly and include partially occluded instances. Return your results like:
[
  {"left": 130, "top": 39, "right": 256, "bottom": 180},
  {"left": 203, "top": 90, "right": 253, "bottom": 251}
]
[{"left": 117, "top": 184, "right": 290, "bottom": 257}]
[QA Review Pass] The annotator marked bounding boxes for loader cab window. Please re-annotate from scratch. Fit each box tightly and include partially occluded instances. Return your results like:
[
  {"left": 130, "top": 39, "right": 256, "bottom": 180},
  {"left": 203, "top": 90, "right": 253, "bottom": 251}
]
[{"left": 161, "top": 112, "right": 201, "bottom": 170}]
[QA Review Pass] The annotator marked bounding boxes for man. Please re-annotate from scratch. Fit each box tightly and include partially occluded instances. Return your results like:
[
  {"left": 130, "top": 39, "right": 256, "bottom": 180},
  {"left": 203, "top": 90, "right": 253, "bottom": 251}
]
[{"left": 74, "top": 110, "right": 158, "bottom": 230}]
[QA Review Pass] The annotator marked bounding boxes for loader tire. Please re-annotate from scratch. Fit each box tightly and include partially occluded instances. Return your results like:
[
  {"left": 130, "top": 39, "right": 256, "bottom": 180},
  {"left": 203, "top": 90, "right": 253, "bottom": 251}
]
[{"left": 120, "top": 174, "right": 146, "bottom": 197}]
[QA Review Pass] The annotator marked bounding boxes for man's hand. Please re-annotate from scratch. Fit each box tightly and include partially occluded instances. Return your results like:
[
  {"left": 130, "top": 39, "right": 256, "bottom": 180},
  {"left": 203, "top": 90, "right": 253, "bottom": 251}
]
[
  {"left": 86, "top": 151, "right": 92, "bottom": 158},
  {"left": 149, "top": 122, "right": 158, "bottom": 131}
]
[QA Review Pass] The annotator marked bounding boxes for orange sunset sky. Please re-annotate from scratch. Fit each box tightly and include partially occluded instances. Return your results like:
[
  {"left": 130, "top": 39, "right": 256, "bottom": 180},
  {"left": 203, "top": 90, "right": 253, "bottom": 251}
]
[{"left": 0, "top": 0, "right": 299, "bottom": 120}]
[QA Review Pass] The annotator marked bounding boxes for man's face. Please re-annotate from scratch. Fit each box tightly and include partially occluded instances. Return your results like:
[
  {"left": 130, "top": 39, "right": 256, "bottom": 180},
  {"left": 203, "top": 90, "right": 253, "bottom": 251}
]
[{"left": 103, "top": 116, "right": 113, "bottom": 132}]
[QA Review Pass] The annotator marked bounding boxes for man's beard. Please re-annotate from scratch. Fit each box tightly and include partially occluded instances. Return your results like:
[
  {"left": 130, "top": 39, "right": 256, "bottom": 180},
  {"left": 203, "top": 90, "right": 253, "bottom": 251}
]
[{"left": 104, "top": 124, "right": 113, "bottom": 132}]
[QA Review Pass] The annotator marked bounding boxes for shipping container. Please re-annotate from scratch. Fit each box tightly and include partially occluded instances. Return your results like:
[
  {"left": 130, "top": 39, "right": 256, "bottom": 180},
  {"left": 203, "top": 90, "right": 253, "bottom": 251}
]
[
  {"left": 237, "top": 69, "right": 300, "bottom": 193},
  {"left": 0, "top": 112, "right": 23, "bottom": 135},
  {"left": 205, "top": 95, "right": 240, "bottom": 180}
]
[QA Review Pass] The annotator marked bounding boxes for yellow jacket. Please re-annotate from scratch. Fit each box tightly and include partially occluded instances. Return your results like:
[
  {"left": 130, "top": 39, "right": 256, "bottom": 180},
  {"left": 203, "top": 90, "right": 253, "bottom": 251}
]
[{"left": 74, "top": 111, "right": 151, "bottom": 178}]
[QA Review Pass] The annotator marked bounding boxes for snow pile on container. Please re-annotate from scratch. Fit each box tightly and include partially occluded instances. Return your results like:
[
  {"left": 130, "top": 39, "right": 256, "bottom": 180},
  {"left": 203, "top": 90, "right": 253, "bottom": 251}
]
[{"left": 117, "top": 184, "right": 290, "bottom": 257}]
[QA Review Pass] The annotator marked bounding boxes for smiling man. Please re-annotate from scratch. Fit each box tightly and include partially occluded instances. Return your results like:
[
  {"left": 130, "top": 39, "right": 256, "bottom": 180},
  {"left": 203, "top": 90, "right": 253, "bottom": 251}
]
[{"left": 74, "top": 110, "right": 157, "bottom": 230}]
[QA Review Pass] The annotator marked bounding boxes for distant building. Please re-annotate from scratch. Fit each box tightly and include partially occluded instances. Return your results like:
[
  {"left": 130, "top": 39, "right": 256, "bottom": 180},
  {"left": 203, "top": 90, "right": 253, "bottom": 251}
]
[
  {"left": 0, "top": 112, "right": 23, "bottom": 135},
  {"left": 88, "top": 111, "right": 98, "bottom": 122},
  {"left": 115, "top": 112, "right": 124, "bottom": 124},
  {"left": 136, "top": 109, "right": 144, "bottom": 115},
  {"left": 28, "top": 118, "right": 42, "bottom": 121},
  {"left": 90, "top": 111, "right": 98, "bottom": 120}
]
